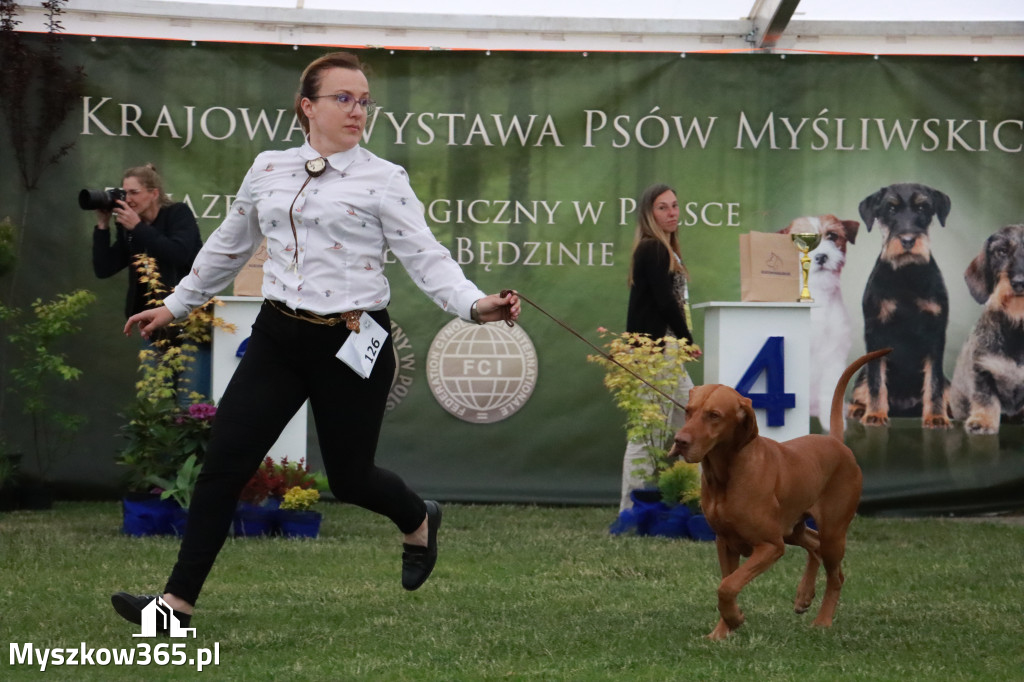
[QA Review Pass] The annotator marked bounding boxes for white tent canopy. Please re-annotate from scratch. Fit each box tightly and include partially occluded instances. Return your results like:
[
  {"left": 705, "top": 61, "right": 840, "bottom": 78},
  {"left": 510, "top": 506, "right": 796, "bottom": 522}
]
[{"left": 15, "top": 0, "right": 1024, "bottom": 55}]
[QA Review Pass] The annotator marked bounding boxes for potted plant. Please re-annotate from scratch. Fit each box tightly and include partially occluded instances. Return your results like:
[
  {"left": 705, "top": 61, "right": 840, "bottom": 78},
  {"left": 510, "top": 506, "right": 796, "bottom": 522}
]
[
  {"left": 278, "top": 486, "right": 322, "bottom": 538},
  {"left": 0, "top": 289, "right": 96, "bottom": 508},
  {"left": 114, "top": 255, "right": 230, "bottom": 532},
  {"left": 589, "top": 329, "right": 712, "bottom": 540},
  {"left": 657, "top": 459, "right": 714, "bottom": 540},
  {"left": 234, "top": 457, "right": 283, "bottom": 537},
  {"left": 117, "top": 400, "right": 217, "bottom": 492},
  {"left": 235, "top": 456, "right": 319, "bottom": 537},
  {"left": 116, "top": 399, "right": 215, "bottom": 535},
  {"left": 143, "top": 454, "right": 202, "bottom": 536},
  {"left": 116, "top": 376, "right": 216, "bottom": 536}
]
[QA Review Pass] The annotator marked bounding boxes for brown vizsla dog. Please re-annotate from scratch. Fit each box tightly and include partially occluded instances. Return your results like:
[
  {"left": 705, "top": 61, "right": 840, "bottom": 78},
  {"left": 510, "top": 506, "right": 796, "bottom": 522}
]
[{"left": 669, "top": 349, "right": 890, "bottom": 640}]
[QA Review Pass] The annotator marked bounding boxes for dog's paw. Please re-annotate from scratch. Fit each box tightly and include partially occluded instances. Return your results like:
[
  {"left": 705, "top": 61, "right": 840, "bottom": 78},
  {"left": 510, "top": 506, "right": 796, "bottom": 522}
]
[
  {"left": 922, "top": 413, "right": 952, "bottom": 429},
  {"left": 965, "top": 415, "right": 999, "bottom": 435},
  {"left": 707, "top": 620, "right": 734, "bottom": 641},
  {"left": 794, "top": 593, "right": 815, "bottom": 614},
  {"left": 861, "top": 411, "right": 889, "bottom": 427},
  {"left": 812, "top": 614, "right": 835, "bottom": 628}
]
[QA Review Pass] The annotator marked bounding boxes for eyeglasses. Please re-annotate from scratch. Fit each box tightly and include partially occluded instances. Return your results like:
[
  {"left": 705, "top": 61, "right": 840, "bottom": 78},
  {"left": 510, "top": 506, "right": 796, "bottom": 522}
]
[{"left": 308, "top": 92, "right": 378, "bottom": 115}]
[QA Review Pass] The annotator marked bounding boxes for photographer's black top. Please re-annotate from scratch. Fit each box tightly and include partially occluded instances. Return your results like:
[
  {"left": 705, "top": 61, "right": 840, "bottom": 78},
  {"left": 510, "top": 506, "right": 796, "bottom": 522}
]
[{"left": 92, "top": 202, "right": 203, "bottom": 318}]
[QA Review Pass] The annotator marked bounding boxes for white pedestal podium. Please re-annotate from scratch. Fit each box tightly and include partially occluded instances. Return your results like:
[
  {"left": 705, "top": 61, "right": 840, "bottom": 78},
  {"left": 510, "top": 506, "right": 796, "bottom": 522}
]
[
  {"left": 695, "top": 302, "right": 811, "bottom": 441},
  {"left": 211, "top": 296, "right": 308, "bottom": 462}
]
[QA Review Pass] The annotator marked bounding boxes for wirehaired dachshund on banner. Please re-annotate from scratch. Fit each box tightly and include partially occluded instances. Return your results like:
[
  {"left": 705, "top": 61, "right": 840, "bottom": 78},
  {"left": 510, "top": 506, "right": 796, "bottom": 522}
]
[
  {"left": 848, "top": 183, "right": 952, "bottom": 428},
  {"left": 950, "top": 224, "right": 1024, "bottom": 434}
]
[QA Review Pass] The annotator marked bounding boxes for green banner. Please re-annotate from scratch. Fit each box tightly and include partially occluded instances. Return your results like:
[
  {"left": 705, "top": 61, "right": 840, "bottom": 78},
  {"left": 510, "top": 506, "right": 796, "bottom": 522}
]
[{"left": 1, "top": 35, "right": 1022, "bottom": 511}]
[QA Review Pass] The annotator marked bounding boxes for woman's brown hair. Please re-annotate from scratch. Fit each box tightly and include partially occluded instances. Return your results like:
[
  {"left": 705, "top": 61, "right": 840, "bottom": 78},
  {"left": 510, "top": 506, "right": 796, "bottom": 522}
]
[
  {"left": 294, "top": 51, "right": 367, "bottom": 135},
  {"left": 628, "top": 183, "right": 687, "bottom": 286},
  {"left": 122, "top": 163, "right": 171, "bottom": 208}
]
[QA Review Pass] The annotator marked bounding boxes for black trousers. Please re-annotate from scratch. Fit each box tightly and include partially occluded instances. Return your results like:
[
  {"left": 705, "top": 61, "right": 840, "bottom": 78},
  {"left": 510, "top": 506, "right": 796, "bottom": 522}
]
[{"left": 165, "top": 301, "right": 426, "bottom": 605}]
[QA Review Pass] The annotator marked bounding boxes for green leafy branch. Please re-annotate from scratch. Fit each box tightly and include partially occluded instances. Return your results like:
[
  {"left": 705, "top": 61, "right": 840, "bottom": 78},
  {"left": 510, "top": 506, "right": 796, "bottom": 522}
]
[
  {"left": 0, "top": 289, "right": 96, "bottom": 478},
  {"left": 587, "top": 329, "right": 702, "bottom": 505},
  {"left": 145, "top": 453, "right": 201, "bottom": 509}
]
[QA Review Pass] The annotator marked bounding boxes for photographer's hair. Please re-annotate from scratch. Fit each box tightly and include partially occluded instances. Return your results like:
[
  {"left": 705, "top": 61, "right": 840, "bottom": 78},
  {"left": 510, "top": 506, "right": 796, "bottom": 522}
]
[
  {"left": 628, "top": 183, "right": 687, "bottom": 286},
  {"left": 123, "top": 164, "right": 172, "bottom": 208},
  {"left": 295, "top": 51, "right": 367, "bottom": 135}
]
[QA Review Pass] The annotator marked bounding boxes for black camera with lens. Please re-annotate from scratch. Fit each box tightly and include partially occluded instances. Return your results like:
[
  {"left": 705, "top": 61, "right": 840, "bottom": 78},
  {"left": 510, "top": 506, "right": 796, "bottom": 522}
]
[{"left": 78, "top": 187, "right": 127, "bottom": 211}]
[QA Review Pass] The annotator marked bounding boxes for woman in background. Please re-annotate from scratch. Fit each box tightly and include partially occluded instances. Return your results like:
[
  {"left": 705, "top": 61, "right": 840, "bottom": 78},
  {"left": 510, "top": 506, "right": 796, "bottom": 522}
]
[
  {"left": 92, "top": 163, "right": 209, "bottom": 398},
  {"left": 619, "top": 183, "right": 695, "bottom": 512}
]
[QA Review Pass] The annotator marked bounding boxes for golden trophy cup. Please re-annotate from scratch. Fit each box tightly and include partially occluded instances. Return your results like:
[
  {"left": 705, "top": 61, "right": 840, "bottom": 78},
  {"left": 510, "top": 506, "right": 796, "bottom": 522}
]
[{"left": 790, "top": 232, "right": 822, "bottom": 303}]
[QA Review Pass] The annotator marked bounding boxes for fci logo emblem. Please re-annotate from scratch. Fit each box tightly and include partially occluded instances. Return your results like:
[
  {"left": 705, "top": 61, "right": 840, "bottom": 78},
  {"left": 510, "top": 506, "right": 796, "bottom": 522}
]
[{"left": 426, "top": 319, "right": 538, "bottom": 423}]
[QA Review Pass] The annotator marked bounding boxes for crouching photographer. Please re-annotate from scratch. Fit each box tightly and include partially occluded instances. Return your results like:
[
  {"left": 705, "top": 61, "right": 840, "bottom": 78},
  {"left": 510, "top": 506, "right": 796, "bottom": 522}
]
[{"left": 88, "top": 163, "right": 209, "bottom": 398}]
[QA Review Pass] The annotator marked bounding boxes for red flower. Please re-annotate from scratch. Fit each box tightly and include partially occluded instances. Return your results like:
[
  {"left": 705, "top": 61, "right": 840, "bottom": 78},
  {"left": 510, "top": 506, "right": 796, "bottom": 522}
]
[{"left": 239, "top": 456, "right": 315, "bottom": 504}]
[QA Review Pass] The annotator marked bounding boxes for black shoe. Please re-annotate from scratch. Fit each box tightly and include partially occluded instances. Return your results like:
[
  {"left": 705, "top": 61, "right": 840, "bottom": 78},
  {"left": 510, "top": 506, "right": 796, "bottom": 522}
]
[
  {"left": 401, "top": 500, "right": 442, "bottom": 591},
  {"left": 111, "top": 592, "right": 192, "bottom": 633}
]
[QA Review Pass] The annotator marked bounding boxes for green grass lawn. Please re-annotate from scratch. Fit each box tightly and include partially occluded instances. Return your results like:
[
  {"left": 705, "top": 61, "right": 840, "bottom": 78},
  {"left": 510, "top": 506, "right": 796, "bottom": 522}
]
[{"left": 2, "top": 502, "right": 1022, "bottom": 681}]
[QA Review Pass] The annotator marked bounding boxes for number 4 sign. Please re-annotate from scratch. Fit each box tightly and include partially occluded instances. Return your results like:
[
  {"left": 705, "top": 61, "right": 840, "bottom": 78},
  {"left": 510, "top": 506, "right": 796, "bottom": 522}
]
[{"left": 734, "top": 336, "right": 795, "bottom": 427}]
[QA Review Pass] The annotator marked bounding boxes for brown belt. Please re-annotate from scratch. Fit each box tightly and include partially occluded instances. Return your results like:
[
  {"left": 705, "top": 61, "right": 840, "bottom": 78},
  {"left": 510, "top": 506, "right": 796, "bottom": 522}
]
[{"left": 266, "top": 299, "right": 363, "bottom": 332}]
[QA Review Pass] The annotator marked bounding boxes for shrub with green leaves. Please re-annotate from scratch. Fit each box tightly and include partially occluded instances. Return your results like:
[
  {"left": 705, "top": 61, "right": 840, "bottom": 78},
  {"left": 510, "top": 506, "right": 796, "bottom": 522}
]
[
  {"left": 115, "top": 255, "right": 232, "bottom": 492},
  {"left": 587, "top": 329, "right": 700, "bottom": 495},
  {"left": 0, "top": 289, "right": 96, "bottom": 479}
]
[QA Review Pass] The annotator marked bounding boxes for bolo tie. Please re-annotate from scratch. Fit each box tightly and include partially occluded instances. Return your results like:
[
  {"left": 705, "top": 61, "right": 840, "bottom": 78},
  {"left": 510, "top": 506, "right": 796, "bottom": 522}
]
[{"left": 287, "top": 157, "right": 328, "bottom": 271}]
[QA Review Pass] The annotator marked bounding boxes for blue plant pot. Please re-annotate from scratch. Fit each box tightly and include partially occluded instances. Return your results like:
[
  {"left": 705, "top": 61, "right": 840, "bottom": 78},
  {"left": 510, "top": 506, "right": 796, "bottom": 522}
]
[
  {"left": 686, "top": 513, "right": 717, "bottom": 542},
  {"left": 278, "top": 510, "right": 322, "bottom": 538},
  {"left": 169, "top": 505, "right": 189, "bottom": 537},
  {"left": 611, "top": 489, "right": 696, "bottom": 538},
  {"left": 122, "top": 494, "right": 179, "bottom": 536},
  {"left": 233, "top": 500, "right": 280, "bottom": 537},
  {"left": 648, "top": 504, "right": 693, "bottom": 538}
]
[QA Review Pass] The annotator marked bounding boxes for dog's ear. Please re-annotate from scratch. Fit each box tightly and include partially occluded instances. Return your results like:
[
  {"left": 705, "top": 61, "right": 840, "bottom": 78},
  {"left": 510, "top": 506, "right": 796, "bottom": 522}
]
[
  {"left": 842, "top": 220, "right": 859, "bottom": 245},
  {"left": 859, "top": 189, "right": 886, "bottom": 232},
  {"left": 963, "top": 246, "right": 992, "bottom": 304},
  {"left": 735, "top": 395, "right": 759, "bottom": 446},
  {"left": 777, "top": 219, "right": 798, "bottom": 235},
  {"left": 931, "top": 189, "right": 952, "bottom": 227}
]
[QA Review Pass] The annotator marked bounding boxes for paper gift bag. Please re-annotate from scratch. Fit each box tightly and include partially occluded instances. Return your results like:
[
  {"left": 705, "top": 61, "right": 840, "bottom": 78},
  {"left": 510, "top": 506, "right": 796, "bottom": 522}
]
[
  {"left": 232, "top": 239, "right": 269, "bottom": 296},
  {"left": 738, "top": 232, "right": 800, "bottom": 302}
]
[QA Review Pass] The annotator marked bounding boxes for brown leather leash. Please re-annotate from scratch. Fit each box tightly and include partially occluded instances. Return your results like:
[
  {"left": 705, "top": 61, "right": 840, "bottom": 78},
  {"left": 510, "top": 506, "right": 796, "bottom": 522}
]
[{"left": 499, "top": 289, "right": 687, "bottom": 410}]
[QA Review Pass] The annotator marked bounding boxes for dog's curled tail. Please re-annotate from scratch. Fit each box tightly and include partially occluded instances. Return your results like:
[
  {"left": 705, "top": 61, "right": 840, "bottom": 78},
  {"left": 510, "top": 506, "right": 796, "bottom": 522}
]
[{"left": 829, "top": 348, "right": 892, "bottom": 437}]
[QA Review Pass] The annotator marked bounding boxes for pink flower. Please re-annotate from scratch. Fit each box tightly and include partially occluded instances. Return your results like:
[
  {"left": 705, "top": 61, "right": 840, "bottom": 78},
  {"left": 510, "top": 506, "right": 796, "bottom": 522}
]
[{"left": 187, "top": 403, "right": 217, "bottom": 421}]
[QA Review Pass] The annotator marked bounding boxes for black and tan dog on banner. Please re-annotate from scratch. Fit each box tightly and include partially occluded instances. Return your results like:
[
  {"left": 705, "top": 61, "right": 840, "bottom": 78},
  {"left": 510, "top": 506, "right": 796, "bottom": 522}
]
[
  {"left": 848, "top": 183, "right": 953, "bottom": 429},
  {"left": 951, "top": 224, "right": 1024, "bottom": 434}
]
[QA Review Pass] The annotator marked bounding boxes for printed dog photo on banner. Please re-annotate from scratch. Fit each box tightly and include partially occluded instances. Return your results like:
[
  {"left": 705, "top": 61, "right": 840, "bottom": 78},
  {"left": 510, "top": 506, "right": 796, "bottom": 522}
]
[
  {"left": 847, "top": 183, "right": 953, "bottom": 429},
  {"left": 777, "top": 215, "right": 859, "bottom": 432},
  {"left": 950, "top": 224, "right": 1024, "bottom": 435}
]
